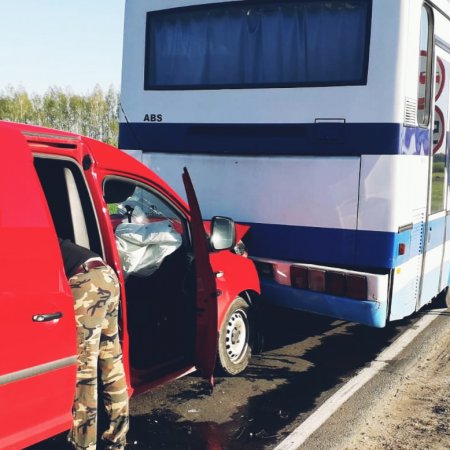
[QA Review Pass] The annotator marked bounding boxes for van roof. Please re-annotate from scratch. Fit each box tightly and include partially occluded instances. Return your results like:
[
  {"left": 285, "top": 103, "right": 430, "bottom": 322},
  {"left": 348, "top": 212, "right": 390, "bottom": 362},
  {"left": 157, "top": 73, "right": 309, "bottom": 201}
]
[
  {"left": 1, "top": 120, "right": 80, "bottom": 141},
  {"left": 1, "top": 120, "right": 189, "bottom": 213}
]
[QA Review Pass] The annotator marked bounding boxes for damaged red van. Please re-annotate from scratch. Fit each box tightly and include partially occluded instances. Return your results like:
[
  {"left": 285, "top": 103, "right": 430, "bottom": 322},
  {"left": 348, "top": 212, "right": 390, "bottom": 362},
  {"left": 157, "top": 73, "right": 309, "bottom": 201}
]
[{"left": 0, "top": 121, "right": 260, "bottom": 450}]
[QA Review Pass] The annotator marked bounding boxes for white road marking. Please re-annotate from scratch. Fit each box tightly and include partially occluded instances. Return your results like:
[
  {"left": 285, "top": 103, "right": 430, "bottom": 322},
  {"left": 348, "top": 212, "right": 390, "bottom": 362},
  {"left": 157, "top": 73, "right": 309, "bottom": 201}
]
[{"left": 274, "top": 310, "right": 445, "bottom": 450}]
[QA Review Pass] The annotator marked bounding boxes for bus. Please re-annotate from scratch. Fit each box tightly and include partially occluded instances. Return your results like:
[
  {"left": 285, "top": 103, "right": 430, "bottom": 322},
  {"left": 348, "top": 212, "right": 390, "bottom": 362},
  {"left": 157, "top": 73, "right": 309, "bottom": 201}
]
[{"left": 119, "top": 0, "right": 450, "bottom": 327}]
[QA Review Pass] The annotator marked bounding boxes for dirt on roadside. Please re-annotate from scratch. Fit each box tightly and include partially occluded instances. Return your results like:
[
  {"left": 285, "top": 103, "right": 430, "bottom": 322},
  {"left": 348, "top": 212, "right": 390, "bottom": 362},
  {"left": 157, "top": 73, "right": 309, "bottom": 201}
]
[{"left": 342, "top": 315, "right": 450, "bottom": 450}]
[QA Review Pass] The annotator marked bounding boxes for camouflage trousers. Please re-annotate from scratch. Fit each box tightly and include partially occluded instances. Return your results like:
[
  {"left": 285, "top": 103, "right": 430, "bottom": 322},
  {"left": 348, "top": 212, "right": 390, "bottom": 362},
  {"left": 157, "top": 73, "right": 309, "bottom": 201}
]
[{"left": 68, "top": 265, "right": 129, "bottom": 450}]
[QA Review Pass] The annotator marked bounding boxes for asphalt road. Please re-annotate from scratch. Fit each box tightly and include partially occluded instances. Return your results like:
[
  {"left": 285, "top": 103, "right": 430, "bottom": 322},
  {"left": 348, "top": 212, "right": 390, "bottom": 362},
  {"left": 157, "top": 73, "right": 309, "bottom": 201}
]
[
  {"left": 298, "top": 307, "right": 450, "bottom": 450},
  {"left": 30, "top": 304, "right": 419, "bottom": 450}
]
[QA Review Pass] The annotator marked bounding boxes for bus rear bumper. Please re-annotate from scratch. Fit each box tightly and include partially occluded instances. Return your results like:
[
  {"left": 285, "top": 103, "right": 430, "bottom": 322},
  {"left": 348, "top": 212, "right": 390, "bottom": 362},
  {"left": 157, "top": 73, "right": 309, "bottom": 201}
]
[{"left": 261, "top": 279, "right": 388, "bottom": 328}]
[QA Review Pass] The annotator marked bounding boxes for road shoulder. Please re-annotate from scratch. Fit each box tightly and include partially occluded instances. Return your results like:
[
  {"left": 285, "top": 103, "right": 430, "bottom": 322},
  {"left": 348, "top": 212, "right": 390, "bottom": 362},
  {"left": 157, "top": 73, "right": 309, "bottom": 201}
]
[{"left": 298, "top": 309, "right": 450, "bottom": 450}]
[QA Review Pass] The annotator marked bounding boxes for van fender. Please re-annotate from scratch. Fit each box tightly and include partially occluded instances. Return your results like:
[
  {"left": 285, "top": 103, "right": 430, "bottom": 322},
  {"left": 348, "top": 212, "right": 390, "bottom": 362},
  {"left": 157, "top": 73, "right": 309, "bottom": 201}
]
[{"left": 210, "top": 251, "right": 260, "bottom": 329}]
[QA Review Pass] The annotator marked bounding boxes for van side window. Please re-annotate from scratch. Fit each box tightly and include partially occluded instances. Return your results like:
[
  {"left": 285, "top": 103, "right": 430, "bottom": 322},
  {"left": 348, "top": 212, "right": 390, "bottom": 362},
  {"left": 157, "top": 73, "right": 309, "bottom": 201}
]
[
  {"left": 34, "top": 157, "right": 102, "bottom": 255},
  {"left": 103, "top": 177, "right": 187, "bottom": 278}
]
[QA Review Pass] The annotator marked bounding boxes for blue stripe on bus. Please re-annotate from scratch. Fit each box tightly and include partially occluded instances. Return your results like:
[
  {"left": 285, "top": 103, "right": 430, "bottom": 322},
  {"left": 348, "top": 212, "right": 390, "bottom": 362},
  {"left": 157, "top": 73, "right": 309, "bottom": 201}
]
[
  {"left": 260, "top": 278, "right": 388, "bottom": 327},
  {"left": 245, "top": 222, "right": 398, "bottom": 269},
  {"left": 244, "top": 217, "right": 446, "bottom": 270},
  {"left": 119, "top": 122, "right": 429, "bottom": 156}
]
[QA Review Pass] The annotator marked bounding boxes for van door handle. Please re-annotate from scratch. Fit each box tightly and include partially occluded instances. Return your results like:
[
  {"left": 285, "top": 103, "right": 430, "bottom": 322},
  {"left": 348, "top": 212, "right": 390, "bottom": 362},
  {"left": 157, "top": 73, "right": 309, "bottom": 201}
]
[{"left": 32, "top": 312, "right": 63, "bottom": 322}]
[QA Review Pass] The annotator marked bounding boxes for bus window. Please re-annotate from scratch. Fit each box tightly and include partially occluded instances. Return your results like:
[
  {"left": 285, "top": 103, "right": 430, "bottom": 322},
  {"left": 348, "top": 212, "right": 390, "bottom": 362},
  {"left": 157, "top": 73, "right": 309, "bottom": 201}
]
[
  {"left": 417, "top": 5, "right": 432, "bottom": 127},
  {"left": 430, "top": 125, "right": 446, "bottom": 214},
  {"left": 144, "top": 0, "right": 371, "bottom": 90},
  {"left": 430, "top": 55, "right": 447, "bottom": 215}
]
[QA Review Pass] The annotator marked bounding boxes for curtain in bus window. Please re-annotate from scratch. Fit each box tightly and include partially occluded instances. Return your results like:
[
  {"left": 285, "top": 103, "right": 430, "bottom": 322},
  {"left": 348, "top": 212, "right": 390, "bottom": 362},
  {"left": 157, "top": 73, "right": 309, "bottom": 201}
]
[{"left": 146, "top": 1, "right": 370, "bottom": 88}]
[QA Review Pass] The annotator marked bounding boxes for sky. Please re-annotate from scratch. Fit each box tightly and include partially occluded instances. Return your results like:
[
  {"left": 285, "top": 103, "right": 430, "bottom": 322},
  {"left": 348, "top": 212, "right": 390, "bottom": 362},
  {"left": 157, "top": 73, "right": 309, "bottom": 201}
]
[{"left": 0, "top": 0, "right": 125, "bottom": 95}]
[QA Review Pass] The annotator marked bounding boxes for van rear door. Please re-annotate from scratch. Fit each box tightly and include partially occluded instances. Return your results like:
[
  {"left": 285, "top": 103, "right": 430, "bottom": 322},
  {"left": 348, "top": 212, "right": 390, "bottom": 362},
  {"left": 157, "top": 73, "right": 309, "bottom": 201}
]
[
  {"left": 182, "top": 168, "right": 218, "bottom": 384},
  {"left": 0, "top": 126, "right": 77, "bottom": 449}
]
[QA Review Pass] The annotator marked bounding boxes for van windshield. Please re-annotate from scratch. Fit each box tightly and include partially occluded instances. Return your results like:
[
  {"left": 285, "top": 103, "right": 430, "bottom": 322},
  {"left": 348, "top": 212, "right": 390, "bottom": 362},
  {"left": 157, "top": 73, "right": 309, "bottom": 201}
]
[{"left": 145, "top": 0, "right": 371, "bottom": 90}]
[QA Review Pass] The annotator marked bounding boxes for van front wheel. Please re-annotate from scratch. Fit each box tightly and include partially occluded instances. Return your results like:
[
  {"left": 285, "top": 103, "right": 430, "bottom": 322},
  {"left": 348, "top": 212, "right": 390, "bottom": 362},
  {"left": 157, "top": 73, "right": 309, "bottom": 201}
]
[{"left": 217, "top": 297, "right": 251, "bottom": 375}]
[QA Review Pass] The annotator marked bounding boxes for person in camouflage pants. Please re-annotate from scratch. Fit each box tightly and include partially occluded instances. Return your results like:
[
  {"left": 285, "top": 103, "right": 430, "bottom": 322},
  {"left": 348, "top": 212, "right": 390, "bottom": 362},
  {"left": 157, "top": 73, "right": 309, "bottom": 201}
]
[{"left": 59, "top": 238, "right": 129, "bottom": 450}]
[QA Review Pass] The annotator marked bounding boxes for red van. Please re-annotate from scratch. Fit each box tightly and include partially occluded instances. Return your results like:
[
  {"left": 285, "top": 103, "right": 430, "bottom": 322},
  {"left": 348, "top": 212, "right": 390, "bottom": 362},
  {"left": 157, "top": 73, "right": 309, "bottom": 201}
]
[{"left": 0, "top": 121, "right": 260, "bottom": 450}]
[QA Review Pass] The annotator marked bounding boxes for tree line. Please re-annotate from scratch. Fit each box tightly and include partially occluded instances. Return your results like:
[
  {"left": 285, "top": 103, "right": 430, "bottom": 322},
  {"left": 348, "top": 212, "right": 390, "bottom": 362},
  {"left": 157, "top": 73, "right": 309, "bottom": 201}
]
[{"left": 0, "top": 85, "right": 120, "bottom": 146}]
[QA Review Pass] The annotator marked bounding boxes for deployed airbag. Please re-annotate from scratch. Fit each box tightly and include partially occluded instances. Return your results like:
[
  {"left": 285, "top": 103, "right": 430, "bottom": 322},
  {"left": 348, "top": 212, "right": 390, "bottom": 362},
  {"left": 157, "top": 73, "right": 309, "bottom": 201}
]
[{"left": 115, "top": 220, "right": 182, "bottom": 278}]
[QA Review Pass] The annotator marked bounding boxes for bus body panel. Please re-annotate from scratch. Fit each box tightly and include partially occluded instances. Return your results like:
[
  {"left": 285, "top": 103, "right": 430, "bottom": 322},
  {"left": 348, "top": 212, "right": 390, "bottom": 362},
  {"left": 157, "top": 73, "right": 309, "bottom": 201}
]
[
  {"left": 142, "top": 153, "right": 431, "bottom": 270},
  {"left": 120, "top": 0, "right": 450, "bottom": 326},
  {"left": 145, "top": 153, "right": 360, "bottom": 230},
  {"left": 121, "top": 0, "right": 407, "bottom": 127}
]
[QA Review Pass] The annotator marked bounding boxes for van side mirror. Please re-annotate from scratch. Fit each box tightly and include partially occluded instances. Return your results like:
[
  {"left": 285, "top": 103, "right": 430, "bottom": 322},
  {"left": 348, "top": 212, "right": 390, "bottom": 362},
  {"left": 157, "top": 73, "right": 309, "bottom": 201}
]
[{"left": 210, "top": 216, "right": 236, "bottom": 251}]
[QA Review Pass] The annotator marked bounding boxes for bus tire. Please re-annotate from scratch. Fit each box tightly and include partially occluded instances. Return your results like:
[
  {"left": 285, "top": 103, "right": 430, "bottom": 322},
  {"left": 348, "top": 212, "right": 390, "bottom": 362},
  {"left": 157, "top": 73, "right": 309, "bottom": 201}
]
[
  {"left": 217, "top": 297, "right": 251, "bottom": 376},
  {"left": 435, "top": 287, "right": 450, "bottom": 308}
]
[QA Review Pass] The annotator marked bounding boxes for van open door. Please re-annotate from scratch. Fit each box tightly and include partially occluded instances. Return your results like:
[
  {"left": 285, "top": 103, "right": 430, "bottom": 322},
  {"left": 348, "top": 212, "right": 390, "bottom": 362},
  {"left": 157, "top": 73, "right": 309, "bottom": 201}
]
[{"left": 182, "top": 168, "right": 218, "bottom": 385}]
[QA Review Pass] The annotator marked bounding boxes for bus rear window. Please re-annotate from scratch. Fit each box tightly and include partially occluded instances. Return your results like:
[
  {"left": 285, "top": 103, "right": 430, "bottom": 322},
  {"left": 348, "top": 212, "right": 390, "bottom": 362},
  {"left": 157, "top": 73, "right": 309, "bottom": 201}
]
[{"left": 145, "top": 0, "right": 371, "bottom": 90}]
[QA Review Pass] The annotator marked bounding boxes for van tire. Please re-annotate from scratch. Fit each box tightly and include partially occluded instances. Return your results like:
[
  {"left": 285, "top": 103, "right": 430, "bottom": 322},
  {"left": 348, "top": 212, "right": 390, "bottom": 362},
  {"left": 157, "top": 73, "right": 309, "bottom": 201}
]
[{"left": 217, "top": 297, "right": 251, "bottom": 375}]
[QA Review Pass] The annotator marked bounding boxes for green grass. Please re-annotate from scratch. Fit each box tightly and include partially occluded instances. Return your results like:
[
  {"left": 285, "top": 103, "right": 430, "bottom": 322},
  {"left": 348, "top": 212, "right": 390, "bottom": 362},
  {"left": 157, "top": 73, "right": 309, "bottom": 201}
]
[{"left": 431, "top": 162, "right": 446, "bottom": 213}]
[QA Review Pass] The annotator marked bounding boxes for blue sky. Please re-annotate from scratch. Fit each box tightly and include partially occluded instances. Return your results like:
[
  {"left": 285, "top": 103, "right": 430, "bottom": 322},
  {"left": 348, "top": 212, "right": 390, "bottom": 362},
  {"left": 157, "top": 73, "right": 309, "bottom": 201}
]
[{"left": 0, "top": 0, "right": 125, "bottom": 94}]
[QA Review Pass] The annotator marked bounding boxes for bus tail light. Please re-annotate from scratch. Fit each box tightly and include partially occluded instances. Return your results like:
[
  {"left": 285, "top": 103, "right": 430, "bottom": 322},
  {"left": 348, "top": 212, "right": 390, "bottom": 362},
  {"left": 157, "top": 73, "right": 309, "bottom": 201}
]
[
  {"left": 255, "top": 261, "right": 274, "bottom": 279},
  {"left": 289, "top": 265, "right": 368, "bottom": 300},
  {"left": 326, "top": 271, "right": 346, "bottom": 296},
  {"left": 308, "top": 269, "right": 326, "bottom": 292},
  {"left": 291, "top": 266, "right": 308, "bottom": 289},
  {"left": 346, "top": 275, "right": 368, "bottom": 300}
]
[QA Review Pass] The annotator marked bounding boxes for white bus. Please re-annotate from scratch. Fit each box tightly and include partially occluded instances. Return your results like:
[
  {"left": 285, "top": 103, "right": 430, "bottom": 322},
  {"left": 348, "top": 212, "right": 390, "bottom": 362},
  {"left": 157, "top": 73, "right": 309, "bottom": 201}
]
[{"left": 119, "top": 0, "right": 450, "bottom": 327}]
